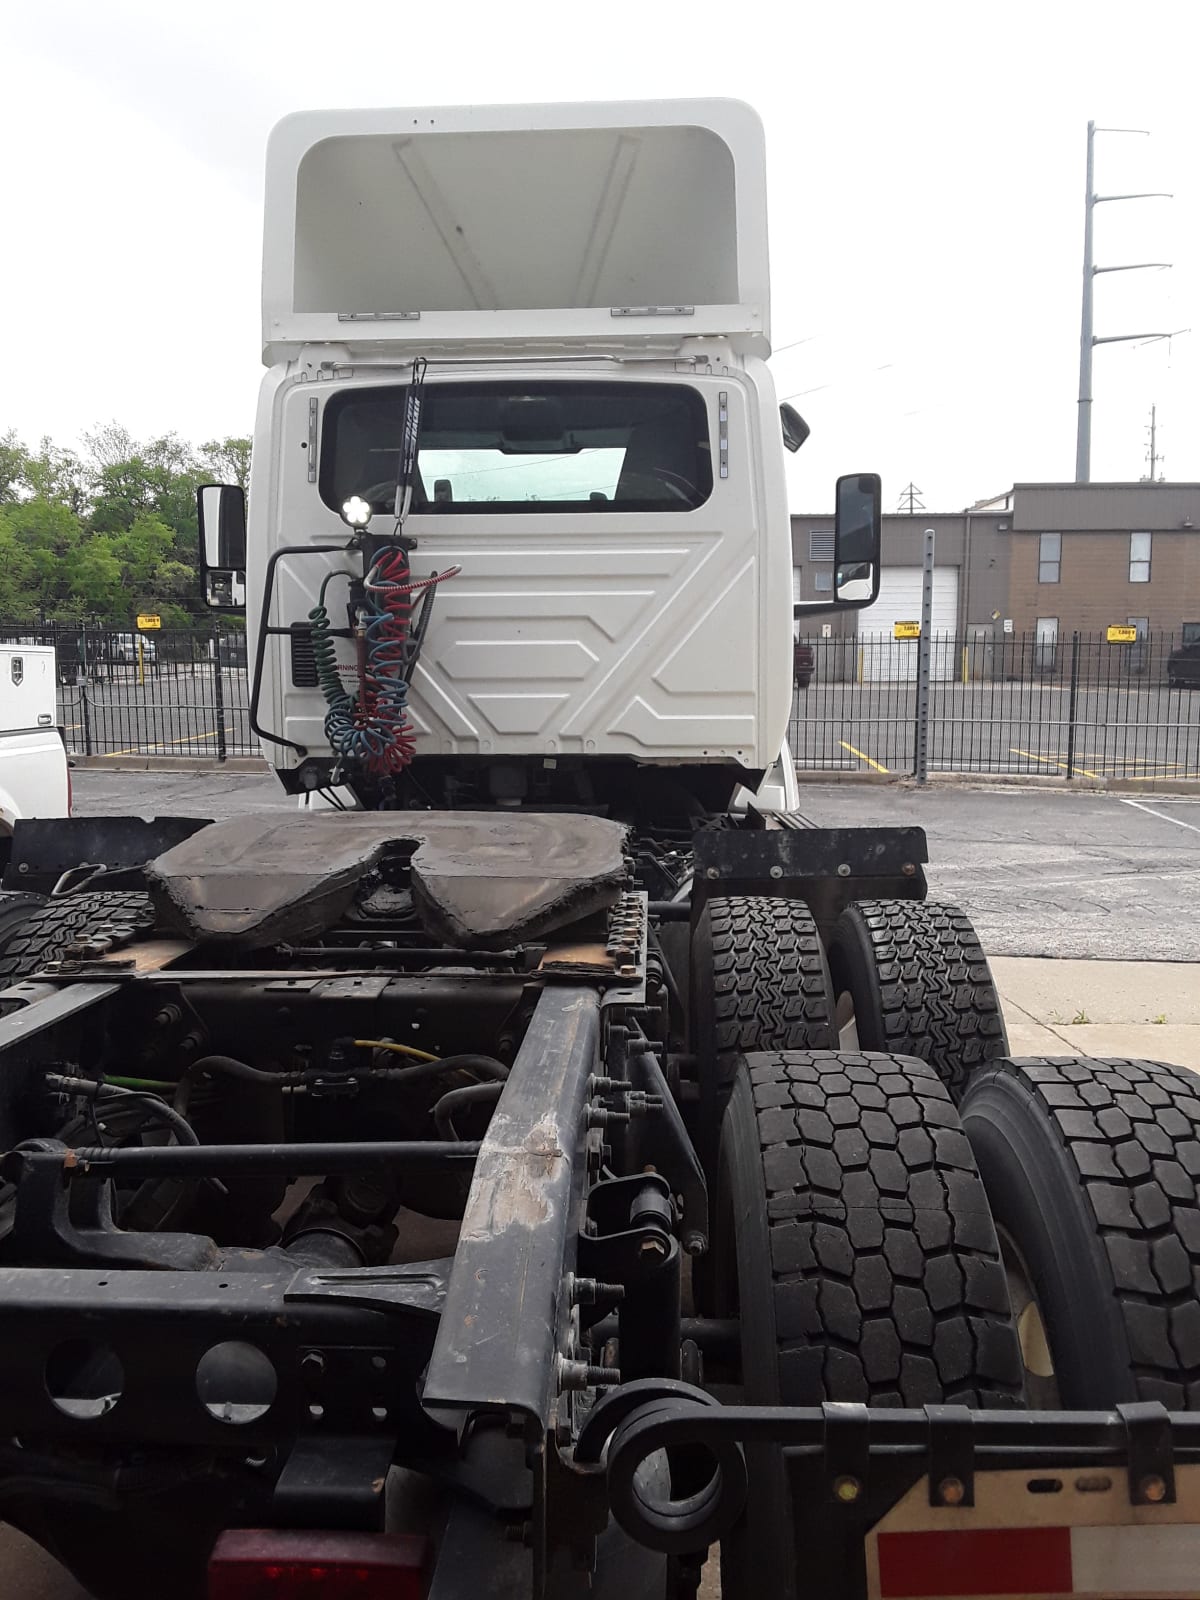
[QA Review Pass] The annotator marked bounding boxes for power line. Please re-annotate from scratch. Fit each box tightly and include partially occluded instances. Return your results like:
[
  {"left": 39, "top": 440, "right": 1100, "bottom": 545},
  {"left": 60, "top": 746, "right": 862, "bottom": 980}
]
[{"left": 897, "top": 483, "right": 924, "bottom": 514}]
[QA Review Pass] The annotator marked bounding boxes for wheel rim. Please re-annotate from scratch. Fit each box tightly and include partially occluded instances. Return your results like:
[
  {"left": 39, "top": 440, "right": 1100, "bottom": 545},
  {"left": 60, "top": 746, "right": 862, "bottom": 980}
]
[
  {"left": 834, "top": 990, "right": 860, "bottom": 1051},
  {"left": 998, "top": 1227, "right": 1059, "bottom": 1408}
]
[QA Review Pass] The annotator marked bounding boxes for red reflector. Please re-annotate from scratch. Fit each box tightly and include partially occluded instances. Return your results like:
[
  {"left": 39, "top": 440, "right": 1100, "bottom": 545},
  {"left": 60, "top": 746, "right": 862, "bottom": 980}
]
[
  {"left": 877, "top": 1526, "right": 1073, "bottom": 1598},
  {"left": 209, "top": 1530, "right": 427, "bottom": 1599}
]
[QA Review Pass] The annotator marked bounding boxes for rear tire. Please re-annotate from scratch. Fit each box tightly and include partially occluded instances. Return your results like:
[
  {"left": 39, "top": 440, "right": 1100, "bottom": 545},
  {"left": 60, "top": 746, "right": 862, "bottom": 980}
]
[
  {"left": 692, "top": 895, "right": 836, "bottom": 1061},
  {"left": 690, "top": 895, "right": 836, "bottom": 1309},
  {"left": 715, "top": 1050, "right": 1023, "bottom": 1600},
  {"left": 0, "top": 891, "right": 154, "bottom": 985},
  {"left": 827, "top": 900, "right": 1008, "bottom": 1101},
  {"left": 0, "top": 890, "right": 48, "bottom": 957},
  {"left": 963, "top": 1056, "right": 1200, "bottom": 1410}
]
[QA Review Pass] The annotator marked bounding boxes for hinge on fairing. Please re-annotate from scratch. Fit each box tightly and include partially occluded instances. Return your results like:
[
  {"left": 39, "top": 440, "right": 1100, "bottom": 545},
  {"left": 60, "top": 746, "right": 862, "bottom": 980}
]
[{"left": 611, "top": 305, "right": 695, "bottom": 318}]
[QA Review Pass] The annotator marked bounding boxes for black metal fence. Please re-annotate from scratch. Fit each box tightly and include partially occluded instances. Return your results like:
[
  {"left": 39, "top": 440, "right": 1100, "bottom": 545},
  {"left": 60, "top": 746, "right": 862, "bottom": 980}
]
[
  {"left": 3, "top": 619, "right": 1198, "bottom": 777},
  {"left": 0, "top": 623, "right": 254, "bottom": 760},
  {"left": 790, "top": 629, "right": 1200, "bottom": 780}
]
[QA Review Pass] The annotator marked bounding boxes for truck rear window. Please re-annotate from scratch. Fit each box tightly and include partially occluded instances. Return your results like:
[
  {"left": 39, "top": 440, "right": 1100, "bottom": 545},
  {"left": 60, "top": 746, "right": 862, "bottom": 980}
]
[{"left": 319, "top": 381, "right": 712, "bottom": 515}]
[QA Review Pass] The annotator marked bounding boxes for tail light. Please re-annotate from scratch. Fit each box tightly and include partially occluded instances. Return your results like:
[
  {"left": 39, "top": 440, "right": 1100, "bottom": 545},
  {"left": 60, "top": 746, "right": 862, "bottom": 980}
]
[{"left": 209, "top": 1530, "right": 427, "bottom": 1599}]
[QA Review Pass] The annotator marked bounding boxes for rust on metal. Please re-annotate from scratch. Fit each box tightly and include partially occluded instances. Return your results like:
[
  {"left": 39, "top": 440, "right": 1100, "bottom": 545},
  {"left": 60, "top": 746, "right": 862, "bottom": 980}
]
[{"left": 147, "top": 812, "right": 628, "bottom": 950}]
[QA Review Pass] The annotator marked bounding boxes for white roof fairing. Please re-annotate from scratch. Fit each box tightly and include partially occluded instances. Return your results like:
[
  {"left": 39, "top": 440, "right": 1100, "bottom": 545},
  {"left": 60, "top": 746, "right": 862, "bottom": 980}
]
[{"left": 263, "top": 100, "right": 771, "bottom": 360}]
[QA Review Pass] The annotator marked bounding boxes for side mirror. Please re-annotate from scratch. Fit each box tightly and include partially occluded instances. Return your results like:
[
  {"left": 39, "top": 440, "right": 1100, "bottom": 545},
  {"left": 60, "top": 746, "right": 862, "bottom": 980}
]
[
  {"left": 834, "top": 473, "right": 881, "bottom": 607},
  {"left": 197, "top": 484, "right": 247, "bottom": 611},
  {"left": 780, "top": 403, "right": 810, "bottom": 454}
]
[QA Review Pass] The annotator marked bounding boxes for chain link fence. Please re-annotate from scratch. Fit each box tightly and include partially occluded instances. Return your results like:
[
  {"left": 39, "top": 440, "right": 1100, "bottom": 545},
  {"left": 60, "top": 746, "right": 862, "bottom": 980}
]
[{"left": 790, "top": 629, "right": 1200, "bottom": 780}]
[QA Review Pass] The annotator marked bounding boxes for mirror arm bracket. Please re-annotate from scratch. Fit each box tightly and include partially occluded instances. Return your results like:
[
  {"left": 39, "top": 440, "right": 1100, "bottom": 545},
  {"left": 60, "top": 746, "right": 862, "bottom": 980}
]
[{"left": 793, "top": 599, "right": 874, "bottom": 620}]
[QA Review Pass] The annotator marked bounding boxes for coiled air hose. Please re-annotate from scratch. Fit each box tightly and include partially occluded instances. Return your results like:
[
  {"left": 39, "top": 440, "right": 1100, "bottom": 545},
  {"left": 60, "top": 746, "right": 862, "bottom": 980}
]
[{"left": 310, "top": 549, "right": 458, "bottom": 778}]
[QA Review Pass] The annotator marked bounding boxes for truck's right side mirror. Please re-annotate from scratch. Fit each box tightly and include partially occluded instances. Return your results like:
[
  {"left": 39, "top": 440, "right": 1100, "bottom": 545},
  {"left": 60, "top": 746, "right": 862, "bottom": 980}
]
[
  {"left": 833, "top": 473, "right": 882, "bottom": 607},
  {"left": 197, "top": 484, "right": 247, "bottom": 611}
]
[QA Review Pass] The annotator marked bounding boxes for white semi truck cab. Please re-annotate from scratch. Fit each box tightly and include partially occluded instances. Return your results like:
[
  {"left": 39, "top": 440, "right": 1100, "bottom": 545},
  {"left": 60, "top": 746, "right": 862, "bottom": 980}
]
[{"left": 199, "top": 100, "right": 881, "bottom": 816}]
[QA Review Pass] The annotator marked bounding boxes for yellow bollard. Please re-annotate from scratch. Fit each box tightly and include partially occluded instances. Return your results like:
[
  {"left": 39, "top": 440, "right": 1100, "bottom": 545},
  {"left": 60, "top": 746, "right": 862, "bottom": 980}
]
[{"left": 137, "top": 636, "right": 145, "bottom": 687}]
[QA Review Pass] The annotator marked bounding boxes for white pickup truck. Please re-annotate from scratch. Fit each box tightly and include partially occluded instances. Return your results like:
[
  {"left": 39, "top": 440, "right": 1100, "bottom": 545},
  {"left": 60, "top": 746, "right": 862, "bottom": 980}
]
[{"left": 0, "top": 644, "right": 71, "bottom": 843}]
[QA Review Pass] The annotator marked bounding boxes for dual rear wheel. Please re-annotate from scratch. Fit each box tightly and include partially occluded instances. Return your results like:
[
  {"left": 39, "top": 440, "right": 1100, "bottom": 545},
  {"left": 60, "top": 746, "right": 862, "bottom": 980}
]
[{"left": 694, "top": 896, "right": 1200, "bottom": 1591}]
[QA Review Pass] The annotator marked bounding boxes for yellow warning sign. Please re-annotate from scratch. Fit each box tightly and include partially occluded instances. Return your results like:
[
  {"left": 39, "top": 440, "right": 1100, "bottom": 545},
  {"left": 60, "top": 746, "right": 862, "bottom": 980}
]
[
  {"left": 893, "top": 621, "right": 921, "bottom": 640},
  {"left": 1106, "top": 625, "right": 1137, "bottom": 643},
  {"left": 136, "top": 614, "right": 162, "bottom": 631}
]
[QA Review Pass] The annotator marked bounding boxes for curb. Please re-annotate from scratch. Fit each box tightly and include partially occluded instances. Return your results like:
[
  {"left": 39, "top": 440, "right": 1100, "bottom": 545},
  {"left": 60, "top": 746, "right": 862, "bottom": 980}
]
[
  {"left": 71, "top": 755, "right": 271, "bottom": 775},
  {"left": 795, "top": 768, "right": 1200, "bottom": 795}
]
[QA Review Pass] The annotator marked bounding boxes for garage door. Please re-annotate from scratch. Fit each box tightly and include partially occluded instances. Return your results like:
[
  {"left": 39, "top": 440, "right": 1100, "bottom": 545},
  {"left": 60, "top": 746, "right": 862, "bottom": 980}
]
[{"left": 860, "top": 567, "right": 959, "bottom": 682}]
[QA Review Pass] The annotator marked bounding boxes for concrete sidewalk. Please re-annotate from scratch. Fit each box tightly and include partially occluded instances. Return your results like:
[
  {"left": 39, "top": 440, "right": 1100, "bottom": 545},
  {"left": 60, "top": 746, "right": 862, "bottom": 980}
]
[{"left": 992, "top": 956, "right": 1200, "bottom": 1070}]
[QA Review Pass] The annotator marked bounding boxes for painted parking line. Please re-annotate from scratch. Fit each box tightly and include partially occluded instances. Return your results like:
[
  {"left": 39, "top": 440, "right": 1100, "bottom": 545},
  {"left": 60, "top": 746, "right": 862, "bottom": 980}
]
[
  {"left": 839, "top": 739, "right": 889, "bottom": 774},
  {"left": 1120, "top": 798, "right": 1200, "bottom": 835},
  {"left": 103, "top": 728, "right": 222, "bottom": 757},
  {"left": 1116, "top": 771, "right": 1200, "bottom": 782},
  {"left": 1033, "top": 752, "right": 1200, "bottom": 779},
  {"left": 1009, "top": 746, "right": 1101, "bottom": 780},
  {"left": 1034, "top": 755, "right": 1200, "bottom": 779}
]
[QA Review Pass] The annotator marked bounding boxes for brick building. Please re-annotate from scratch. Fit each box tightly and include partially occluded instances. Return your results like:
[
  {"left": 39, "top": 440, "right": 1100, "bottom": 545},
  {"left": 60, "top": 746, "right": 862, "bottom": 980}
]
[
  {"left": 1006, "top": 483, "right": 1200, "bottom": 649},
  {"left": 793, "top": 482, "right": 1200, "bottom": 649}
]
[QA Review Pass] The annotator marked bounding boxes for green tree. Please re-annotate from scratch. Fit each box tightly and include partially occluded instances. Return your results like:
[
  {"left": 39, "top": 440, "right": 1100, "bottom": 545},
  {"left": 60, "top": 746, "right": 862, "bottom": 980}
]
[
  {"left": 0, "top": 423, "right": 249, "bottom": 623},
  {"left": 0, "top": 514, "right": 35, "bottom": 615},
  {"left": 67, "top": 533, "right": 123, "bottom": 614},
  {"left": 0, "top": 430, "right": 28, "bottom": 505},
  {"left": 1, "top": 498, "right": 82, "bottom": 614},
  {"left": 20, "top": 439, "right": 89, "bottom": 516},
  {"left": 201, "top": 436, "right": 252, "bottom": 491}
]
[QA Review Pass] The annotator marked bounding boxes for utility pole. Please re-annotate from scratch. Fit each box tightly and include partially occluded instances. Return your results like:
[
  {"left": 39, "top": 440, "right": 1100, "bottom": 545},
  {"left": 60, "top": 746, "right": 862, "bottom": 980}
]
[
  {"left": 898, "top": 483, "right": 924, "bottom": 514},
  {"left": 1075, "top": 121, "right": 1175, "bottom": 483},
  {"left": 913, "top": 529, "right": 935, "bottom": 786},
  {"left": 1144, "top": 404, "right": 1163, "bottom": 482}
]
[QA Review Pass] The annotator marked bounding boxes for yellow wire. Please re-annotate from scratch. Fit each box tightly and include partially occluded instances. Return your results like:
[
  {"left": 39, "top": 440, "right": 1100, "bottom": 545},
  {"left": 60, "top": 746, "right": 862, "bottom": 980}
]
[{"left": 352, "top": 1038, "right": 440, "bottom": 1064}]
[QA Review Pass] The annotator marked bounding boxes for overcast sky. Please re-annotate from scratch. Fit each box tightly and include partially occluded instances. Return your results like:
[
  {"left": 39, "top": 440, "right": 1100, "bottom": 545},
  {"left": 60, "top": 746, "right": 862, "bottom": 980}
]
[{"left": 3, "top": 0, "right": 1197, "bottom": 512}]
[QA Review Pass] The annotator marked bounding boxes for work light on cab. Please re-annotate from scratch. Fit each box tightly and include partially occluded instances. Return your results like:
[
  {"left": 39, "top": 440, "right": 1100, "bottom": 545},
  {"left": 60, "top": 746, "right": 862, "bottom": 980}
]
[{"left": 340, "top": 495, "right": 373, "bottom": 529}]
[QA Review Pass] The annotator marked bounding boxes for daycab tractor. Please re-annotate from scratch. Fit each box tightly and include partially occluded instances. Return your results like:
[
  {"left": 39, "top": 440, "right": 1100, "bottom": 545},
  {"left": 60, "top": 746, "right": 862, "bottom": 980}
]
[{"left": 0, "top": 101, "right": 1198, "bottom": 1600}]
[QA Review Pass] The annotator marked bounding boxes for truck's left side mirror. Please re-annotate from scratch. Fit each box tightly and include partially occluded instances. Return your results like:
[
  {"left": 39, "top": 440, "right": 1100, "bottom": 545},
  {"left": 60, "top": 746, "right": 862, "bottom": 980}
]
[
  {"left": 780, "top": 403, "right": 810, "bottom": 453},
  {"left": 833, "top": 473, "right": 881, "bottom": 607},
  {"left": 197, "top": 484, "right": 247, "bottom": 611}
]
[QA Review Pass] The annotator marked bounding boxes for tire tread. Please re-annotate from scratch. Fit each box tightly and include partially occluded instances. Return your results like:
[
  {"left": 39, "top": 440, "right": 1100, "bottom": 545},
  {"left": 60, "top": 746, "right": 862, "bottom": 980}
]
[
  {"left": 707, "top": 897, "right": 836, "bottom": 1054},
  {"left": 831, "top": 900, "right": 1007, "bottom": 1099},
  {"left": 966, "top": 1055, "right": 1200, "bottom": 1407},
  {"left": 0, "top": 891, "right": 154, "bottom": 985},
  {"left": 738, "top": 1048, "right": 1024, "bottom": 1407}
]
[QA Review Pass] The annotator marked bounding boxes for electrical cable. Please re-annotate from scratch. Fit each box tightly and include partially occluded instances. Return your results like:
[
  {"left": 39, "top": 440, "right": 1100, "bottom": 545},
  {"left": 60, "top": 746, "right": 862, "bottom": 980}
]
[
  {"left": 183, "top": 1049, "right": 508, "bottom": 1092},
  {"left": 46, "top": 1075, "right": 200, "bottom": 1148},
  {"left": 352, "top": 1039, "right": 440, "bottom": 1064}
]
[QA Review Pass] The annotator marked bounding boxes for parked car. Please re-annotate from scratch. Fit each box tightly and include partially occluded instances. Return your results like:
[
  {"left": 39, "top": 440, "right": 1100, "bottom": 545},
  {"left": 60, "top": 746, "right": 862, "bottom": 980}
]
[
  {"left": 217, "top": 631, "right": 248, "bottom": 668},
  {"left": 793, "top": 639, "right": 814, "bottom": 689},
  {"left": 110, "top": 632, "right": 158, "bottom": 665},
  {"left": 1167, "top": 639, "right": 1200, "bottom": 688}
]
